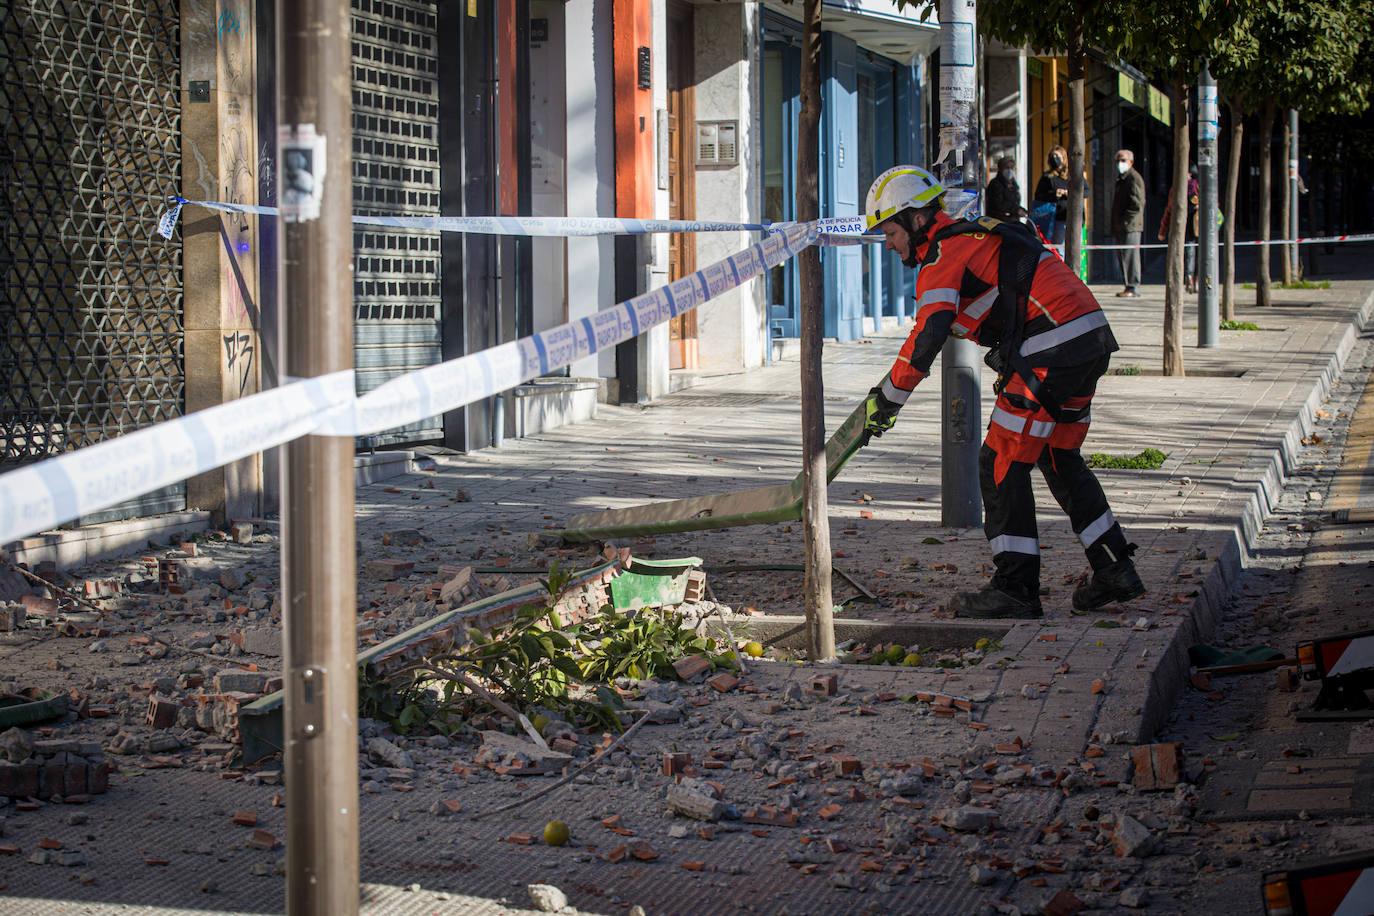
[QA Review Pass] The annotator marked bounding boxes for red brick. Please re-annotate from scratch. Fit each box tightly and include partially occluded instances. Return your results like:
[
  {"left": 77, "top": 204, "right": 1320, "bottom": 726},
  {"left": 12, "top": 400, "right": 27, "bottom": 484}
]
[
  {"left": 232, "top": 810, "right": 258, "bottom": 827},
  {"left": 365, "top": 559, "right": 415, "bottom": 581},
  {"left": 249, "top": 829, "right": 277, "bottom": 850},
  {"left": 672, "top": 655, "right": 712, "bottom": 681},
  {"left": 88, "top": 761, "right": 109, "bottom": 795},
  {"left": 629, "top": 840, "right": 658, "bottom": 861},
  {"left": 707, "top": 673, "right": 739, "bottom": 693},
  {"left": 146, "top": 694, "right": 179, "bottom": 729},
  {"left": 602, "top": 844, "right": 627, "bottom": 863},
  {"left": 831, "top": 755, "right": 862, "bottom": 776},
  {"left": 681, "top": 860, "right": 706, "bottom": 871},
  {"left": 64, "top": 762, "right": 87, "bottom": 796},
  {"left": 1041, "top": 889, "right": 1085, "bottom": 916},
  {"left": 0, "top": 843, "right": 19, "bottom": 855},
  {"left": 20, "top": 594, "right": 58, "bottom": 617},
  {"left": 818, "top": 804, "right": 843, "bottom": 820},
  {"left": 507, "top": 833, "right": 535, "bottom": 845},
  {"left": 663, "top": 753, "right": 692, "bottom": 776},
  {"left": 39, "top": 763, "right": 63, "bottom": 799},
  {"left": 808, "top": 674, "right": 838, "bottom": 697},
  {"left": 1091, "top": 679, "right": 1106, "bottom": 695},
  {"left": 38, "top": 837, "right": 62, "bottom": 850}
]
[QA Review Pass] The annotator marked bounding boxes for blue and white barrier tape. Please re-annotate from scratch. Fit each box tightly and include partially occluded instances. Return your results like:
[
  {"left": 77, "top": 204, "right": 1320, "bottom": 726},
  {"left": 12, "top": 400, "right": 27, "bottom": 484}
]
[
  {"left": 156, "top": 197, "right": 769, "bottom": 240},
  {"left": 0, "top": 371, "right": 356, "bottom": 549},
  {"left": 0, "top": 222, "right": 818, "bottom": 546},
  {"left": 1071, "top": 232, "right": 1374, "bottom": 252}
]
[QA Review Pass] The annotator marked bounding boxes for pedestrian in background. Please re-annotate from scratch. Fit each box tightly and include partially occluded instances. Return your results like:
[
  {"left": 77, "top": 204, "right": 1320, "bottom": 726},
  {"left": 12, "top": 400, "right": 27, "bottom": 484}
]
[
  {"left": 1111, "top": 149, "right": 1145, "bottom": 298},
  {"left": 1158, "top": 163, "right": 1201, "bottom": 293},
  {"left": 986, "top": 156, "right": 1022, "bottom": 221},
  {"left": 1032, "top": 146, "right": 1069, "bottom": 244}
]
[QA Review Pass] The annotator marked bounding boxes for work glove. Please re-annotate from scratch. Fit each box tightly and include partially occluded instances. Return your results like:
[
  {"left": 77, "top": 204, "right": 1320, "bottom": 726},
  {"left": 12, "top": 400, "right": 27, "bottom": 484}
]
[{"left": 861, "top": 386, "right": 900, "bottom": 445}]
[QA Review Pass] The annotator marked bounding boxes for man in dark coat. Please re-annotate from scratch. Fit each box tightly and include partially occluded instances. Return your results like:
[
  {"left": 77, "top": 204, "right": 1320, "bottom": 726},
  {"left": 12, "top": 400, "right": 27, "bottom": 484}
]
[{"left": 1110, "top": 149, "right": 1145, "bottom": 297}]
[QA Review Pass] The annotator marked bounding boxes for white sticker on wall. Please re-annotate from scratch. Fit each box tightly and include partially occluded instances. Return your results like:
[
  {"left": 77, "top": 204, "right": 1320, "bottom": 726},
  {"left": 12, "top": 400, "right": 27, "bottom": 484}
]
[{"left": 278, "top": 124, "right": 327, "bottom": 222}]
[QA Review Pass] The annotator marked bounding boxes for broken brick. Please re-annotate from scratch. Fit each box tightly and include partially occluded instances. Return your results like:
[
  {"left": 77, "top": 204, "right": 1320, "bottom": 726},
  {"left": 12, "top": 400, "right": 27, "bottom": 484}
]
[
  {"left": 707, "top": 673, "right": 740, "bottom": 693},
  {"left": 818, "top": 804, "right": 843, "bottom": 820},
  {"left": 38, "top": 837, "right": 62, "bottom": 850},
  {"left": 249, "top": 830, "right": 277, "bottom": 850},
  {"left": 602, "top": 845, "right": 628, "bottom": 863},
  {"left": 232, "top": 810, "right": 258, "bottom": 827},
  {"left": 807, "top": 674, "right": 838, "bottom": 697},
  {"left": 831, "top": 755, "right": 862, "bottom": 776},
  {"left": 364, "top": 559, "right": 415, "bottom": 581},
  {"left": 1132, "top": 743, "right": 1184, "bottom": 791},
  {"left": 681, "top": 861, "right": 706, "bottom": 871},
  {"left": 672, "top": 655, "right": 712, "bottom": 681},
  {"left": 663, "top": 753, "right": 693, "bottom": 776},
  {"left": 507, "top": 833, "right": 535, "bottom": 845},
  {"left": 1091, "top": 679, "right": 1106, "bottom": 695},
  {"left": 1041, "top": 888, "right": 1086, "bottom": 916},
  {"left": 628, "top": 840, "right": 658, "bottom": 861},
  {"left": 146, "top": 694, "right": 179, "bottom": 729}
]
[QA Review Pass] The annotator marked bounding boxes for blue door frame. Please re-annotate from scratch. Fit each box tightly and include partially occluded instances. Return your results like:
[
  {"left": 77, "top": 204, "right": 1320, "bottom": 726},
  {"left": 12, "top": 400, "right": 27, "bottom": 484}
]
[
  {"left": 821, "top": 32, "right": 862, "bottom": 342},
  {"left": 764, "top": 36, "right": 800, "bottom": 343},
  {"left": 761, "top": 15, "right": 924, "bottom": 342}
]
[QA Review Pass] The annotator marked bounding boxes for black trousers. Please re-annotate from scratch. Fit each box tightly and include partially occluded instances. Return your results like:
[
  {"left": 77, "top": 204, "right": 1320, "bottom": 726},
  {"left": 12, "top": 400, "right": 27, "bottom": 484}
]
[{"left": 979, "top": 359, "right": 1130, "bottom": 598}]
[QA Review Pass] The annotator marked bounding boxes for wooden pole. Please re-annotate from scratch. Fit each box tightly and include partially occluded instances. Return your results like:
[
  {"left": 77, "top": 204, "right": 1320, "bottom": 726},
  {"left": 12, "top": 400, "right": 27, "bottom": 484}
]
[
  {"left": 278, "top": 1, "right": 360, "bottom": 911},
  {"left": 796, "top": 0, "right": 834, "bottom": 661}
]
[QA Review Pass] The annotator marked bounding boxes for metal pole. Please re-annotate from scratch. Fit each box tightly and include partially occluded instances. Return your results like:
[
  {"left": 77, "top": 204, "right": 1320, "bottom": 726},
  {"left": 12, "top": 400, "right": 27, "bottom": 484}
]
[
  {"left": 277, "top": 2, "right": 360, "bottom": 913},
  {"left": 1196, "top": 60, "right": 1219, "bottom": 348},
  {"left": 937, "top": 0, "right": 981, "bottom": 527},
  {"left": 1288, "top": 108, "right": 1299, "bottom": 279}
]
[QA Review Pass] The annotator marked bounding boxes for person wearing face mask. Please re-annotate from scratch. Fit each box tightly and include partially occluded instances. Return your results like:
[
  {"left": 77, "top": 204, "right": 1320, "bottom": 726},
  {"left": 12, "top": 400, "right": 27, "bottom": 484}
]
[
  {"left": 859, "top": 165, "right": 1146, "bottom": 619},
  {"left": 986, "top": 157, "right": 1023, "bottom": 221},
  {"left": 1110, "top": 149, "right": 1146, "bottom": 297},
  {"left": 1032, "top": 146, "right": 1070, "bottom": 244}
]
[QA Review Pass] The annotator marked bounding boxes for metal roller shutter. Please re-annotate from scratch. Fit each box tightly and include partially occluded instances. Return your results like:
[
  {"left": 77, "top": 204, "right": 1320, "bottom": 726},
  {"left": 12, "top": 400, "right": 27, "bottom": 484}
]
[{"left": 350, "top": 0, "right": 444, "bottom": 447}]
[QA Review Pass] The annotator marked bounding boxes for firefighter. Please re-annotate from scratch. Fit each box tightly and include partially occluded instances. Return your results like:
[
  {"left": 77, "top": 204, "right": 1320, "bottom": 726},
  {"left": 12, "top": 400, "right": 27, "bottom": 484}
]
[{"left": 861, "top": 165, "right": 1146, "bottom": 618}]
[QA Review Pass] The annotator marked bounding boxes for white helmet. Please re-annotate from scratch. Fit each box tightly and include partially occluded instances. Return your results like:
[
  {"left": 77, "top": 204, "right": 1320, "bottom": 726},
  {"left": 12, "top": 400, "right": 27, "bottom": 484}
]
[{"left": 865, "top": 165, "right": 946, "bottom": 229}]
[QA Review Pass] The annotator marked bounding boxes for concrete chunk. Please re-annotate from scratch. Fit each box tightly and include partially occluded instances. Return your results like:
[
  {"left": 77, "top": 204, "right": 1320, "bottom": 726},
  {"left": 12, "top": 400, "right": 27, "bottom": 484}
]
[{"left": 528, "top": 884, "right": 568, "bottom": 912}]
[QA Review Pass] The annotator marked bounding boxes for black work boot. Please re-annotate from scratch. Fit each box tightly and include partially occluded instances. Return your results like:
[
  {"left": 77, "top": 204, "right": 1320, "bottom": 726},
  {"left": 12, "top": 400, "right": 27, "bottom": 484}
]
[
  {"left": 1072, "top": 557, "right": 1147, "bottom": 612},
  {"left": 949, "top": 583, "right": 1043, "bottom": 619}
]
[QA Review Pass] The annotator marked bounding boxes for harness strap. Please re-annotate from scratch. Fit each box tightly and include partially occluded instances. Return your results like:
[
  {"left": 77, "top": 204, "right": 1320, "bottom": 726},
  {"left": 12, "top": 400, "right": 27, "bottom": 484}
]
[{"left": 924, "top": 216, "right": 1067, "bottom": 422}]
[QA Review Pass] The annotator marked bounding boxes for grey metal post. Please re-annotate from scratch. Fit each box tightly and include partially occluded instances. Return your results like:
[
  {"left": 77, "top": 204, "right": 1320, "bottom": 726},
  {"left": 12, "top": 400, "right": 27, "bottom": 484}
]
[
  {"left": 1196, "top": 61, "right": 1219, "bottom": 348},
  {"left": 937, "top": 0, "right": 982, "bottom": 527},
  {"left": 278, "top": 1, "right": 360, "bottom": 912},
  {"left": 1288, "top": 108, "right": 1299, "bottom": 279}
]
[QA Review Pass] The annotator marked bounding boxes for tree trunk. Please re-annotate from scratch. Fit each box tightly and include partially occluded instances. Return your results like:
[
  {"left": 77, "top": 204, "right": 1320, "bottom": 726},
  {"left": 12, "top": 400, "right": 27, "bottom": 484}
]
[
  {"left": 796, "top": 0, "right": 833, "bottom": 662},
  {"left": 1222, "top": 98, "right": 1243, "bottom": 322},
  {"left": 1162, "top": 67, "right": 1189, "bottom": 377},
  {"left": 1280, "top": 114, "right": 1292, "bottom": 285},
  {"left": 1256, "top": 98, "right": 1275, "bottom": 307},
  {"left": 1064, "top": 16, "right": 1086, "bottom": 275}
]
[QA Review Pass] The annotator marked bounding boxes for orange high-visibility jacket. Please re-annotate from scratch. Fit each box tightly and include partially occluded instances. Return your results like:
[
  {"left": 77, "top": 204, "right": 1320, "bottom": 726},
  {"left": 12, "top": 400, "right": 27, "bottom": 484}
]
[{"left": 878, "top": 211, "right": 1118, "bottom": 409}]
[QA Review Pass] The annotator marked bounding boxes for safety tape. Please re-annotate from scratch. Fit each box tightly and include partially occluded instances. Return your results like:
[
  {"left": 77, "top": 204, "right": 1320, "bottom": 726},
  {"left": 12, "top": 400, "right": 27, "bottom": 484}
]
[
  {"left": 1063, "top": 233, "right": 1374, "bottom": 252},
  {"left": 157, "top": 197, "right": 768, "bottom": 239},
  {"left": 0, "top": 222, "right": 818, "bottom": 546},
  {"left": 0, "top": 371, "right": 356, "bottom": 550}
]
